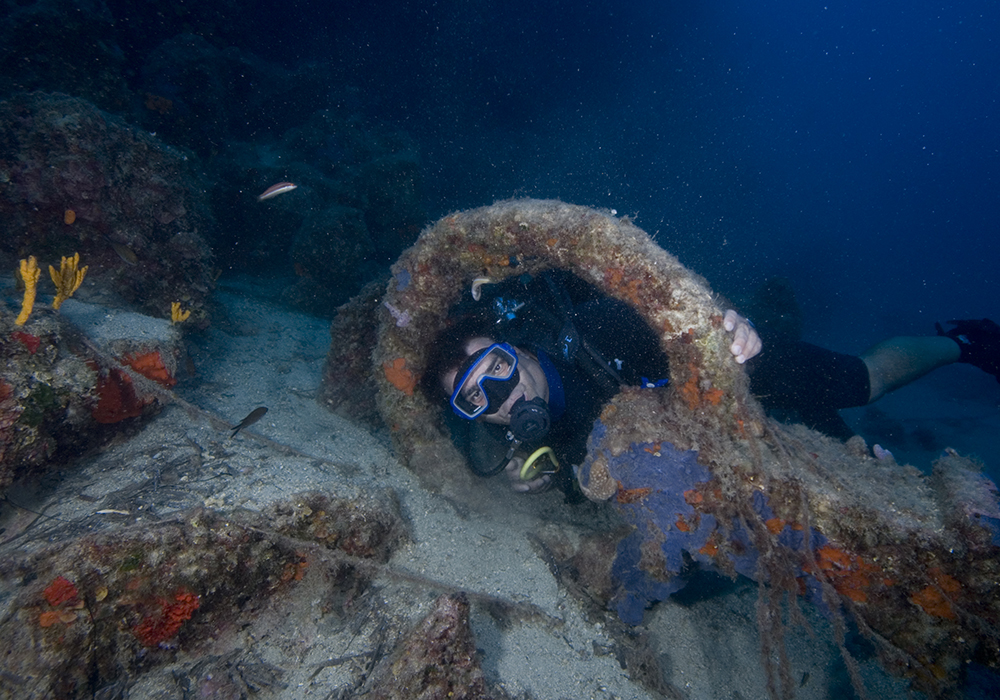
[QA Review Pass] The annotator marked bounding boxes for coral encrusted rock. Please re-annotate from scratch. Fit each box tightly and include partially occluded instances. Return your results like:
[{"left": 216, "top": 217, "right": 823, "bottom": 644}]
[{"left": 366, "top": 593, "right": 500, "bottom": 700}]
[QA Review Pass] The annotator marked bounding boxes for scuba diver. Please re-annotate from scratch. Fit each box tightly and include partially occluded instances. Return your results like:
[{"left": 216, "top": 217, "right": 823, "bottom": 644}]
[{"left": 428, "top": 271, "right": 1000, "bottom": 496}]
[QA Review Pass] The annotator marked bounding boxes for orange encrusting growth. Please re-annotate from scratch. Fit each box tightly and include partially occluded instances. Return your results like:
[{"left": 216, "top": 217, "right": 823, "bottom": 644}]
[
  {"left": 703, "top": 387, "right": 724, "bottom": 405},
  {"left": 122, "top": 351, "right": 176, "bottom": 387},
  {"left": 43, "top": 576, "right": 79, "bottom": 606},
  {"left": 615, "top": 482, "right": 652, "bottom": 504},
  {"left": 132, "top": 589, "right": 200, "bottom": 647},
  {"left": 812, "top": 544, "right": 892, "bottom": 604},
  {"left": 383, "top": 357, "right": 417, "bottom": 395},
  {"left": 699, "top": 533, "right": 720, "bottom": 557},
  {"left": 92, "top": 368, "right": 154, "bottom": 423},
  {"left": 765, "top": 517, "right": 786, "bottom": 535},
  {"left": 679, "top": 363, "right": 701, "bottom": 410},
  {"left": 910, "top": 568, "right": 962, "bottom": 619},
  {"left": 39, "top": 576, "right": 82, "bottom": 628},
  {"left": 602, "top": 266, "right": 643, "bottom": 306},
  {"left": 683, "top": 489, "right": 704, "bottom": 505},
  {"left": 39, "top": 610, "right": 63, "bottom": 627},
  {"left": 678, "top": 361, "right": 725, "bottom": 409}
]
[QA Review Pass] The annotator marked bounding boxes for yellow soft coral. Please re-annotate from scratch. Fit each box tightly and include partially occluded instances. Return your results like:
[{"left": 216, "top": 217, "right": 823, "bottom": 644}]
[
  {"left": 14, "top": 256, "right": 41, "bottom": 325},
  {"left": 49, "top": 252, "right": 88, "bottom": 310},
  {"left": 170, "top": 301, "right": 191, "bottom": 324}
]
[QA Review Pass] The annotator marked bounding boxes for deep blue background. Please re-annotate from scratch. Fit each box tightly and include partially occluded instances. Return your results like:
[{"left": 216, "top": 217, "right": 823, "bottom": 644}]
[{"left": 234, "top": 0, "right": 999, "bottom": 344}]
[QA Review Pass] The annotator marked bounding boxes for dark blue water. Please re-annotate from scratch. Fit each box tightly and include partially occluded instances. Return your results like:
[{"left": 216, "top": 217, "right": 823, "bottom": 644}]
[
  {"left": 183, "top": 0, "right": 997, "bottom": 337},
  {"left": 85, "top": 0, "right": 1000, "bottom": 330}
]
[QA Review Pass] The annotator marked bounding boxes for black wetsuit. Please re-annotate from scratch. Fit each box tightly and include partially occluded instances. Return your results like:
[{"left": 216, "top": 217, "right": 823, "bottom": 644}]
[{"left": 444, "top": 273, "right": 871, "bottom": 485}]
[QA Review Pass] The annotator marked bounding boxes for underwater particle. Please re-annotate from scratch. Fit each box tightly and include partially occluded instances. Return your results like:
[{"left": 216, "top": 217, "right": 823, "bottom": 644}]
[
  {"left": 43, "top": 576, "right": 79, "bottom": 607},
  {"left": 257, "top": 182, "right": 298, "bottom": 201},
  {"left": 63, "top": 209, "right": 76, "bottom": 224}
]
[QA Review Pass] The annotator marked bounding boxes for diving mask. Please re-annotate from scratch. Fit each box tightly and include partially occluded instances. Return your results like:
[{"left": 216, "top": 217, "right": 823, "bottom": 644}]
[{"left": 450, "top": 343, "right": 520, "bottom": 419}]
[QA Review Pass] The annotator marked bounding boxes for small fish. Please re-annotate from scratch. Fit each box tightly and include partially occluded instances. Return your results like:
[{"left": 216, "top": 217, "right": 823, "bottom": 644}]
[
  {"left": 470, "top": 277, "right": 492, "bottom": 301},
  {"left": 257, "top": 182, "right": 298, "bottom": 201},
  {"left": 231, "top": 406, "right": 268, "bottom": 437},
  {"left": 106, "top": 237, "right": 138, "bottom": 265}
]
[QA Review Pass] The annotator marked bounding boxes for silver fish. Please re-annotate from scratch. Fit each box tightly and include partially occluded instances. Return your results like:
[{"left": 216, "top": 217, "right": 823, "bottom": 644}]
[{"left": 257, "top": 182, "right": 298, "bottom": 201}]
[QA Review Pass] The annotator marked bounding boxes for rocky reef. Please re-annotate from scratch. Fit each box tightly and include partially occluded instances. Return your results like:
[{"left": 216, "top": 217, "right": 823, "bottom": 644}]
[
  {"left": 0, "top": 297, "right": 186, "bottom": 493},
  {"left": 0, "top": 92, "right": 216, "bottom": 323},
  {"left": 0, "top": 491, "right": 406, "bottom": 699},
  {"left": 365, "top": 593, "right": 501, "bottom": 700}
]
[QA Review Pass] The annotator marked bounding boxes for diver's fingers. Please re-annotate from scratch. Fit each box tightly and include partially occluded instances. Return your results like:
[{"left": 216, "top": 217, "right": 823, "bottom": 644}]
[
  {"left": 724, "top": 310, "right": 748, "bottom": 362},
  {"left": 723, "top": 309, "right": 739, "bottom": 332},
  {"left": 505, "top": 458, "right": 552, "bottom": 493},
  {"left": 511, "top": 474, "right": 552, "bottom": 494},
  {"left": 723, "top": 309, "right": 762, "bottom": 363},
  {"left": 504, "top": 457, "right": 525, "bottom": 481},
  {"left": 740, "top": 327, "right": 763, "bottom": 362}
]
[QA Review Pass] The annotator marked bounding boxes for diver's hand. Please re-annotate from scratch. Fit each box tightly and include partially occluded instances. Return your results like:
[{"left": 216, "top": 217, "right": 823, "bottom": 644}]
[
  {"left": 505, "top": 457, "right": 552, "bottom": 494},
  {"left": 724, "top": 309, "right": 762, "bottom": 363}
]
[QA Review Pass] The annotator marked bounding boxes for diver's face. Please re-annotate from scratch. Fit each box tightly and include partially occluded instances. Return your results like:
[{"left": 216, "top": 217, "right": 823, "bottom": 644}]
[{"left": 444, "top": 337, "right": 549, "bottom": 425}]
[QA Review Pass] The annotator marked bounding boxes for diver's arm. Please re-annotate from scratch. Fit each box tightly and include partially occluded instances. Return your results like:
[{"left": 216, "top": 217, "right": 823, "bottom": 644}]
[{"left": 861, "top": 336, "right": 960, "bottom": 403}]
